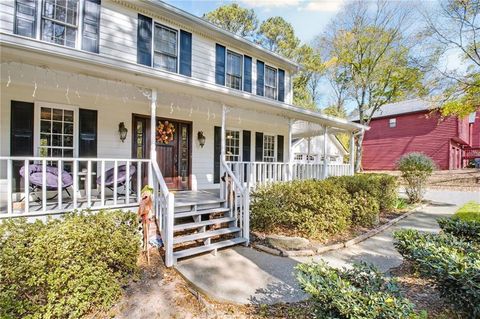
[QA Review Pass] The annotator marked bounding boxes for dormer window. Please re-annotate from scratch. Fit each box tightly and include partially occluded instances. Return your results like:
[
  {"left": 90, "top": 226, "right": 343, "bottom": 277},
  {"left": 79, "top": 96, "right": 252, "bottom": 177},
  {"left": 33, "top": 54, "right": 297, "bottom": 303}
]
[
  {"left": 389, "top": 118, "right": 397, "bottom": 128},
  {"left": 42, "top": 0, "right": 79, "bottom": 48}
]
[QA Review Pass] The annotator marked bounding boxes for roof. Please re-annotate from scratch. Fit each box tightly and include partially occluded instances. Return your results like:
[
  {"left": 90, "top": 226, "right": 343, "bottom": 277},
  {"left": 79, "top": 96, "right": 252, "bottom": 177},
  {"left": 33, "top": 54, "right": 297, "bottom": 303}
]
[
  {"left": 349, "top": 99, "right": 437, "bottom": 121},
  {"left": 136, "top": 0, "right": 300, "bottom": 72}
]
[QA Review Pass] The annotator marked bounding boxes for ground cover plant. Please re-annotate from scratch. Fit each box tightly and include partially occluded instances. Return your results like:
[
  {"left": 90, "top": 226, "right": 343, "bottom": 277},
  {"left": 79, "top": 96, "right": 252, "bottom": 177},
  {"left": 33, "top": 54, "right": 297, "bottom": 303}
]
[{"left": 0, "top": 210, "right": 140, "bottom": 319}]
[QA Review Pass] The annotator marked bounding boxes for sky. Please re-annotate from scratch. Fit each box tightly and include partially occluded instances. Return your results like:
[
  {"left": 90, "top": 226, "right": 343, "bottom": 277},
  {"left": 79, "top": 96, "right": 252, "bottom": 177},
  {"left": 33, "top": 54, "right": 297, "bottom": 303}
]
[{"left": 163, "top": 0, "right": 345, "bottom": 44}]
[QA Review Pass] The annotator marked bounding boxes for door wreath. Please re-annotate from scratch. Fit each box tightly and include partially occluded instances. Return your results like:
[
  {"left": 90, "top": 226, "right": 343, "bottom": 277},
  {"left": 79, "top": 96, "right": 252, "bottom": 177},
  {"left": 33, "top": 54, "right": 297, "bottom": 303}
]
[{"left": 156, "top": 121, "right": 175, "bottom": 144}]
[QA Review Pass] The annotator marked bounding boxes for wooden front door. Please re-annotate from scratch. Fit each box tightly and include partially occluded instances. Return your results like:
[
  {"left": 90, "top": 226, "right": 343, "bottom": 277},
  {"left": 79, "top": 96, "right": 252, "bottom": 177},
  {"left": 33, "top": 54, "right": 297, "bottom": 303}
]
[{"left": 132, "top": 114, "right": 191, "bottom": 191}]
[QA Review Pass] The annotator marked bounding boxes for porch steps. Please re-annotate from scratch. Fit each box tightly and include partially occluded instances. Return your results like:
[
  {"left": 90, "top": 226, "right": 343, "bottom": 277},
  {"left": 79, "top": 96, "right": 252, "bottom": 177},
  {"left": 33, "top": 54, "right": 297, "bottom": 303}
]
[
  {"left": 174, "top": 207, "right": 229, "bottom": 219},
  {"left": 173, "top": 217, "right": 235, "bottom": 232},
  {"left": 173, "top": 237, "right": 247, "bottom": 261},
  {"left": 173, "top": 226, "right": 241, "bottom": 244}
]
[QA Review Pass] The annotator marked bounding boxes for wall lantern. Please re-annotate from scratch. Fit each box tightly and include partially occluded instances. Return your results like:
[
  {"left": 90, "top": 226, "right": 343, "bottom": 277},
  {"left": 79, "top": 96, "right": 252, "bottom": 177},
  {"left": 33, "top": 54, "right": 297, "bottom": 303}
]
[
  {"left": 118, "top": 122, "right": 128, "bottom": 143},
  {"left": 197, "top": 131, "right": 206, "bottom": 148}
]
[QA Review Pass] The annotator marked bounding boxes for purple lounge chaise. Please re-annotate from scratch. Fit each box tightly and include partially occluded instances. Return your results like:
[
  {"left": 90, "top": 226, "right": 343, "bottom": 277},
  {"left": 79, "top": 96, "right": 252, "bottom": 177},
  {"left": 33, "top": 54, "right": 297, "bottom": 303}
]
[{"left": 19, "top": 164, "right": 73, "bottom": 199}]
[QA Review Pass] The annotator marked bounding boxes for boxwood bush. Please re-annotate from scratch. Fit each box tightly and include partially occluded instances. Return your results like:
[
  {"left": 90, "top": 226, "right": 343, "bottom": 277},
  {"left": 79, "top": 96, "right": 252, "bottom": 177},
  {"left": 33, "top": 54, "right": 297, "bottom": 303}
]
[
  {"left": 0, "top": 210, "right": 140, "bottom": 319},
  {"left": 350, "top": 190, "right": 380, "bottom": 227},
  {"left": 250, "top": 179, "right": 352, "bottom": 239},
  {"left": 393, "top": 229, "right": 480, "bottom": 317},
  {"left": 296, "top": 261, "right": 424, "bottom": 319}
]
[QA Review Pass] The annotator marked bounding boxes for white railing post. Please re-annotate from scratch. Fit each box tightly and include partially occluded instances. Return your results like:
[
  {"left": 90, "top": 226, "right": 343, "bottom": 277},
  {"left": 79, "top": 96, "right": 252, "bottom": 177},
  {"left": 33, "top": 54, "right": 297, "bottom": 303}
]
[
  {"left": 24, "top": 160, "right": 29, "bottom": 213},
  {"left": 323, "top": 127, "right": 329, "bottom": 179},
  {"left": 349, "top": 132, "right": 355, "bottom": 176},
  {"left": 57, "top": 159, "right": 62, "bottom": 209},
  {"left": 149, "top": 89, "right": 157, "bottom": 186},
  {"left": 42, "top": 159, "right": 47, "bottom": 212},
  {"left": 165, "top": 192, "right": 175, "bottom": 267},
  {"left": 7, "top": 160, "right": 13, "bottom": 215}
]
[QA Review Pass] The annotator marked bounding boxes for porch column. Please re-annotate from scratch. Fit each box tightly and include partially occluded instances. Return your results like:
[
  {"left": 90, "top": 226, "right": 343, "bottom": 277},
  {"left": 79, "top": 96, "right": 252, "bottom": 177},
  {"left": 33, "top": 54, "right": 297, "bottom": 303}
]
[
  {"left": 287, "top": 119, "right": 293, "bottom": 180},
  {"left": 149, "top": 89, "right": 157, "bottom": 185},
  {"left": 220, "top": 104, "right": 227, "bottom": 199},
  {"left": 322, "top": 127, "right": 329, "bottom": 179},
  {"left": 307, "top": 137, "right": 312, "bottom": 163},
  {"left": 349, "top": 132, "right": 355, "bottom": 176}
]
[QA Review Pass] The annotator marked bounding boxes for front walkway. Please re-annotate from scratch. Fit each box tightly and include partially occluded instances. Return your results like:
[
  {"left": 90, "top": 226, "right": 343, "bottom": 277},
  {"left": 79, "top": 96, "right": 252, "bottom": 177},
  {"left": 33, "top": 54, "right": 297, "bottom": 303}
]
[{"left": 175, "top": 189, "right": 479, "bottom": 305}]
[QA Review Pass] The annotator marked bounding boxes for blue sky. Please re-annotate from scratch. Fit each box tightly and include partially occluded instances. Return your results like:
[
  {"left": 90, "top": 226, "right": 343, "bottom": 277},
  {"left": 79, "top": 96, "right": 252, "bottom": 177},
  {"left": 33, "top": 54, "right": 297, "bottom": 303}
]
[{"left": 163, "top": 0, "right": 344, "bottom": 44}]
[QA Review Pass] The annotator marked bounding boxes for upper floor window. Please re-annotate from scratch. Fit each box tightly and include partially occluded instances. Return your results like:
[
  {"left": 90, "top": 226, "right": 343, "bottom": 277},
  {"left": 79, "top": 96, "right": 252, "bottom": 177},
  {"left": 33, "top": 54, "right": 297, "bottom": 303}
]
[
  {"left": 14, "top": 0, "right": 37, "bottom": 37},
  {"left": 154, "top": 23, "right": 177, "bottom": 73},
  {"left": 226, "top": 51, "right": 242, "bottom": 90},
  {"left": 265, "top": 66, "right": 277, "bottom": 100},
  {"left": 389, "top": 118, "right": 397, "bottom": 128},
  {"left": 42, "top": 0, "right": 79, "bottom": 48}
]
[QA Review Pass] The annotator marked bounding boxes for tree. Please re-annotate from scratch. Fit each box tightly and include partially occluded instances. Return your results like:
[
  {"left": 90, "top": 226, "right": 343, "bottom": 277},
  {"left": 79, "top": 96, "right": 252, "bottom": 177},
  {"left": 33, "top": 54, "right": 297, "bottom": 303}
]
[
  {"left": 203, "top": 3, "right": 258, "bottom": 38},
  {"left": 257, "top": 17, "right": 300, "bottom": 58},
  {"left": 421, "top": 0, "right": 480, "bottom": 117},
  {"left": 320, "top": 1, "right": 424, "bottom": 171}
]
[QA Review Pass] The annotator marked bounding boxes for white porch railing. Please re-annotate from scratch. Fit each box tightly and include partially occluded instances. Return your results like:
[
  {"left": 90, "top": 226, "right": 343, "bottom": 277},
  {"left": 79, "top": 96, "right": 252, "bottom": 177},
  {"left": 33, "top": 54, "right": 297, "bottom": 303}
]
[
  {"left": 221, "top": 159, "right": 250, "bottom": 244},
  {"left": 225, "top": 161, "right": 352, "bottom": 189}
]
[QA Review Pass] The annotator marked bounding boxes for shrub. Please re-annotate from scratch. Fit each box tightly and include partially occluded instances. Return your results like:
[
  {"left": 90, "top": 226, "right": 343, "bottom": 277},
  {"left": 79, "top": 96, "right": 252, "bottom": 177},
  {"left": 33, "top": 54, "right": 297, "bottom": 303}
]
[
  {"left": 0, "top": 210, "right": 140, "bottom": 319},
  {"left": 393, "top": 229, "right": 480, "bottom": 317},
  {"left": 453, "top": 201, "right": 480, "bottom": 222},
  {"left": 438, "top": 217, "right": 480, "bottom": 243},
  {"left": 250, "top": 179, "right": 351, "bottom": 239},
  {"left": 296, "top": 261, "right": 423, "bottom": 319},
  {"left": 330, "top": 173, "right": 398, "bottom": 211},
  {"left": 350, "top": 190, "right": 380, "bottom": 227},
  {"left": 397, "top": 152, "right": 435, "bottom": 203}
]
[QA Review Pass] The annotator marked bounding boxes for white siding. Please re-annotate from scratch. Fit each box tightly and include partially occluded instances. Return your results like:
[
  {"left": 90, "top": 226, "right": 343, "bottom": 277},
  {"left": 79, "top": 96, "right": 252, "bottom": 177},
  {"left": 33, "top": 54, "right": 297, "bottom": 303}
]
[
  {"left": 191, "top": 33, "right": 216, "bottom": 82},
  {"left": 0, "top": 0, "right": 14, "bottom": 34}
]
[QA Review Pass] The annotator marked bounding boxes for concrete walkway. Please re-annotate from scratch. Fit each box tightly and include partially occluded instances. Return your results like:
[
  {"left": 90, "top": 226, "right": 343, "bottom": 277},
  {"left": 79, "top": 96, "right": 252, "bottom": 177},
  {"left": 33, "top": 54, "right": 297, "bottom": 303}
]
[{"left": 175, "top": 189, "right": 479, "bottom": 305}]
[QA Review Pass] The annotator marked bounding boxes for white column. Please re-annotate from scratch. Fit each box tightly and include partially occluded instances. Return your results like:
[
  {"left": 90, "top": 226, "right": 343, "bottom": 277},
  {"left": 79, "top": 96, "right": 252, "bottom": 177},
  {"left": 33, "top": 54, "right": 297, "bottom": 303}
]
[
  {"left": 349, "top": 132, "right": 355, "bottom": 175},
  {"left": 221, "top": 104, "right": 226, "bottom": 161},
  {"left": 287, "top": 119, "right": 293, "bottom": 180},
  {"left": 307, "top": 137, "right": 311, "bottom": 164},
  {"left": 149, "top": 89, "right": 157, "bottom": 185},
  {"left": 323, "top": 127, "right": 328, "bottom": 179}
]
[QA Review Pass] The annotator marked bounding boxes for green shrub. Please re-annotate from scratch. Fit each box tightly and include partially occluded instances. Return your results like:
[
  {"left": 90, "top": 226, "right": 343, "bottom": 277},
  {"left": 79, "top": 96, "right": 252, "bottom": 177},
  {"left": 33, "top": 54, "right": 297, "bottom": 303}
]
[
  {"left": 397, "top": 152, "right": 435, "bottom": 203},
  {"left": 393, "top": 229, "right": 480, "bottom": 317},
  {"left": 438, "top": 217, "right": 480, "bottom": 243},
  {"left": 350, "top": 190, "right": 380, "bottom": 227},
  {"left": 250, "top": 179, "right": 351, "bottom": 239},
  {"left": 330, "top": 173, "right": 398, "bottom": 211},
  {"left": 0, "top": 210, "right": 140, "bottom": 319},
  {"left": 296, "top": 261, "right": 423, "bottom": 319}
]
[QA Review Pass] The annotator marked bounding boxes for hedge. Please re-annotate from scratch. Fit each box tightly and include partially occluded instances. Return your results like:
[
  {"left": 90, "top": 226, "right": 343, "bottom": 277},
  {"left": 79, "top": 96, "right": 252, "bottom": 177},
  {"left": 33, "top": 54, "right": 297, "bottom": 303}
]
[
  {"left": 0, "top": 210, "right": 140, "bottom": 319},
  {"left": 296, "top": 261, "right": 424, "bottom": 319},
  {"left": 438, "top": 217, "right": 480, "bottom": 243},
  {"left": 250, "top": 174, "right": 398, "bottom": 239}
]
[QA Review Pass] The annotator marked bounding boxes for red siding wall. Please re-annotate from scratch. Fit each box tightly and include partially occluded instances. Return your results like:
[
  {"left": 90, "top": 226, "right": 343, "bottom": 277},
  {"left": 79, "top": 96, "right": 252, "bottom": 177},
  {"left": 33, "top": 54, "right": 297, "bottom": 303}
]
[
  {"left": 362, "top": 111, "right": 458, "bottom": 170},
  {"left": 457, "top": 115, "right": 470, "bottom": 144},
  {"left": 472, "top": 111, "right": 480, "bottom": 148}
]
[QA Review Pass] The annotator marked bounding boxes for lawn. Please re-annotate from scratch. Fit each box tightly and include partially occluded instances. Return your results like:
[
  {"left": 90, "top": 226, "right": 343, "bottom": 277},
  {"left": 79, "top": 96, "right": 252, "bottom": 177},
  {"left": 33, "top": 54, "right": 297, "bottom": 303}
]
[{"left": 453, "top": 201, "right": 480, "bottom": 222}]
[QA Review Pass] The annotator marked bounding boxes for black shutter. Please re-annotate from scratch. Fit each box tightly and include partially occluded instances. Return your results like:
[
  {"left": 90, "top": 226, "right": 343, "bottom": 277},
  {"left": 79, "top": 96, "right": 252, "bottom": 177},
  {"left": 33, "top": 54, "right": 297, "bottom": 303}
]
[
  {"left": 255, "top": 132, "right": 263, "bottom": 161},
  {"left": 137, "top": 14, "right": 152, "bottom": 66},
  {"left": 242, "top": 130, "right": 251, "bottom": 161},
  {"left": 14, "top": 0, "right": 37, "bottom": 38},
  {"left": 243, "top": 55, "right": 252, "bottom": 93},
  {"left": 277, "top": 135, "right": 284, "bottom": 162},
  {"left": 278, "top": 69, "right": 285, "bottom": 102},
  {"left": 79, "top": 109, "right": 97, "bottom": 158},
  {"left": 82, "top": 0, "right": 101, "bottom": 53},
  {"left": 179, "top": 30, "right": 192, "bottom": 76},
  {"left": 11, "top": 100, "right": 34, "bottom": 156},
  {"left": 214, "top": 126, "right": 221, "bottom": 183},
  {"left": 256, "top": 60, "right": 264, "bottom": 96},
  {"left": 215, "top": 44, "right": 226, "bottom": 85}
]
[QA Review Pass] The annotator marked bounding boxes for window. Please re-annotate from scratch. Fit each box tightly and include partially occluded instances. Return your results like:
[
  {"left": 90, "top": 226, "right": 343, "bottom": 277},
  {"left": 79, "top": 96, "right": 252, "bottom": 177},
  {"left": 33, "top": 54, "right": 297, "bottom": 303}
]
[
  {"left": 14, "top": 0, "right": 37, "bottom": 38},
  {"left": 389, "top": 118, "right": 397, "bottom": 128},
  {"left": 225, "top": 130, "right": 240, "bottom": 161},
  {"left": 263, "top": 135, "right": 275, "bottom": 162},
  {"left": 42, "top": 0, "right": 79, "bottom": 48},
  {"left": 226, "top": 51, "right": 242, "bottom": 90},
  {"left": 265, "top": 66, "right": 277, "bottom": 100},
  {"left": 39, "top": 106, "right": 74, "bottom": 158},
  {"left": 154, "top": 23, "right": 178, "bottom": 73}
]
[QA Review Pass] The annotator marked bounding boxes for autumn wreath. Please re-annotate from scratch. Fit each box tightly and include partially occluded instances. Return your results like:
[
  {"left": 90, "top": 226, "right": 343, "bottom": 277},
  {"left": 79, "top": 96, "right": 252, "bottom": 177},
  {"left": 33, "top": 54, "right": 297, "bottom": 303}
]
[{"left": 156, "top": 121, "right": 175, "bottom": 144}]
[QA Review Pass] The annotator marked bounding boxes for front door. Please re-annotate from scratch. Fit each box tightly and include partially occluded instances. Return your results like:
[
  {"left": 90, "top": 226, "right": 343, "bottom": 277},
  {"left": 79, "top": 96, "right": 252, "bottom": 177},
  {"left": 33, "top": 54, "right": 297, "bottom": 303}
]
[{"left": 132, "top": 114, "right": 191, "bottom": 191}]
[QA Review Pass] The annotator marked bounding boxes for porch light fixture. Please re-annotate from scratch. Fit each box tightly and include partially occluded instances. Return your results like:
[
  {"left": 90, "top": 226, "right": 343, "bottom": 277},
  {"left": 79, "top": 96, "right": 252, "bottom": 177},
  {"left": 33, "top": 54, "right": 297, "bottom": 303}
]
[
  {"left": 118, "top": 122, "right": 128, "bottom": 143},
  {"left": 197, "top": 131, "right": 206, "bottom": 148}
]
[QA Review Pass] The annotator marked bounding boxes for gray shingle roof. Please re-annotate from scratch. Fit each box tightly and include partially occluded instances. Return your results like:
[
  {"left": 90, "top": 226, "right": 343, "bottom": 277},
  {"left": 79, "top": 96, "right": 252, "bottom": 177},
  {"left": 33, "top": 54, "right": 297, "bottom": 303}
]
[{"left": 349, "top": 99, "right": 436, "bottom": 121}]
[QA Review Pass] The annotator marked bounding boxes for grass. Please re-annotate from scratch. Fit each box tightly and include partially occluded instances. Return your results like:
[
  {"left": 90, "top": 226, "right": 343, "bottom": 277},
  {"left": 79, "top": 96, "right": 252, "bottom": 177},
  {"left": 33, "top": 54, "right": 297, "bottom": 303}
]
[{"left": 453, "top": 201, "right": 480, "bottom": 222}]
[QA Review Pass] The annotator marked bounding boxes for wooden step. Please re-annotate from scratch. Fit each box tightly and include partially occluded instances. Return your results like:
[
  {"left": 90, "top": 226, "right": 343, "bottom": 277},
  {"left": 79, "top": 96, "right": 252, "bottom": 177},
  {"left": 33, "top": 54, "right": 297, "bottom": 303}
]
[
  {"left": 173, "top": 237, "right": 247, "bottom": 261},
  {"left": 174, "top": 198, "right": 225, "bottom": 208},
  {"left": 173, "top": 227, "right": 241, "bottom": 244},
  {"left": 173, "top": 217, "right": 235, "bottom": 232},
  {"left": 175, "top": 207, "right": 230, "bottom": 219}
]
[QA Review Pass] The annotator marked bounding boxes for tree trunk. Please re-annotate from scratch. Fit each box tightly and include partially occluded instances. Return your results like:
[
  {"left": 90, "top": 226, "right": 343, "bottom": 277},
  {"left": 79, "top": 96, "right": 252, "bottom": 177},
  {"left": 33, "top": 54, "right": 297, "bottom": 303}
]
[{"left": 354, "top": 132, "right": 364, "bottom": 172}]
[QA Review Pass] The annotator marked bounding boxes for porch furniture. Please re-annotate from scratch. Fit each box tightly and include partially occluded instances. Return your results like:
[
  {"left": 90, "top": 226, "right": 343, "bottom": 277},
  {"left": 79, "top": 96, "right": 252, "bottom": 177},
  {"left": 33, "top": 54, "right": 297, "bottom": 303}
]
[
  {"left": 96, "top": 164, "right": 136, "bottom": 196},
  {"left": 19, "top": 164, "right": 73, "bottom": 200}
]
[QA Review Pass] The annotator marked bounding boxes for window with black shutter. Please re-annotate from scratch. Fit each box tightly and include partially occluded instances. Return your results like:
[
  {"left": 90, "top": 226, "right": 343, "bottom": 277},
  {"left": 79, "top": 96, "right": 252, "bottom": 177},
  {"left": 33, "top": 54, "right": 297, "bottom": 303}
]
[
  {"left": 243, "top": 56, "right": 252, "bottom": 93},
  {"left": 277, "top": 135, "right": 284, "bottom": 162},
  {"left": 255, "top": 132, "right": 263, "bottom": 161},
  {"left": 278, "top": 69, "right": 285, "bottom": 102},
  {"left": 256, "top": 60, "right": 264, "bottom": 96},
  {"left": 137, "top": 14, "right": 152, "bottom": 66},
  {"left": 179, "top": 30, "right": 192, "bottom": 76},
  {"left": 78, "top": 109, "right": 97, "bottom": 158},
  {"left": 215, "top": 44, "right": 226, "bottom": 85},
  {"left": 242, "top": 130, "right": 251, "bottom": 162},
  {"left": 82, "top": 0, "right": 101, "bottom": 53}
]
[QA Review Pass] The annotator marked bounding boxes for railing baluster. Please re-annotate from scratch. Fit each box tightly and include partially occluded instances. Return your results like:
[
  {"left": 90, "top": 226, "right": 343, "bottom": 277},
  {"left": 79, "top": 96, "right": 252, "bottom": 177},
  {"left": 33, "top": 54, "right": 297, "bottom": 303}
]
[
  {"left": 101, "top": 160, "right": 105, "bottom": 206},
  {"left": 73, "top": 160, "right": 78, "bottom": 209},
  {"left": 24, "top": 160, "right": 29, "bottom": 214},
  {"left": 86, "top": 160, "right": 92, "bottom": 208},
  {"left": 113, "top": 160, "right": 118, "bottom": 205},
  {"left": 42, "top": 159, "right": 47, "bottom": 212},
  {"left": 57, "top": 159, "right": 62, "bottom": 210},
  {"left": 137, "top": 161, "right": 142, "bottom": 203},
  {"left": 125, "top": 160, "right": 130, "bottom": 204},
  {"left": 7, "top": 160, "right": 13, "bottom": 215}
]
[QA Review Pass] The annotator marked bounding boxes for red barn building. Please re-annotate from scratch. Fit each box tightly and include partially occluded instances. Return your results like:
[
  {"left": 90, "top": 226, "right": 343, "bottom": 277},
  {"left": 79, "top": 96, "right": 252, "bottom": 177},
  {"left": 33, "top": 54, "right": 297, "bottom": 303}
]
[{"left": 353, "top": 99, "right": 479, "bottom": 170}]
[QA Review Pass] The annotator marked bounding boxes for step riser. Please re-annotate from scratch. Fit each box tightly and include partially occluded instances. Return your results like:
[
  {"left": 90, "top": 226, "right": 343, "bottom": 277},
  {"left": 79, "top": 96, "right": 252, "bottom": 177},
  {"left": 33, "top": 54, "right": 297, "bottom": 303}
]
[
  {"left": 174, "top": 202, "right": 225, "bottom": 213},
  {"left": 173, "top": 237, "right": 247, "bottom": 262},
  {"left": 173, "top": 227, "right": 241, "bottom": 245}
]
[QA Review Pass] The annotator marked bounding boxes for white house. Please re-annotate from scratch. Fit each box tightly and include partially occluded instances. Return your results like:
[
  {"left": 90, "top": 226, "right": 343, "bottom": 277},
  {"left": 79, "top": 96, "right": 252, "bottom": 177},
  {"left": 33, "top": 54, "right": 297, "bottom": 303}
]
[
  {"left": 292, "top": 135, "right": 348, "bottom": 164},
  {"left": 0, "top": 0, "right": 367, "bottom": 265}
]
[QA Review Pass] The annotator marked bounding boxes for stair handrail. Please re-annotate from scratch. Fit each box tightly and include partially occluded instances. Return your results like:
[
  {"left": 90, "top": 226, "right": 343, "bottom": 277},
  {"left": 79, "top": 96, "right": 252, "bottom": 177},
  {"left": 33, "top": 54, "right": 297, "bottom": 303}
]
[{"left": 150, "top": 160, "right": 174, "bottom": 267}]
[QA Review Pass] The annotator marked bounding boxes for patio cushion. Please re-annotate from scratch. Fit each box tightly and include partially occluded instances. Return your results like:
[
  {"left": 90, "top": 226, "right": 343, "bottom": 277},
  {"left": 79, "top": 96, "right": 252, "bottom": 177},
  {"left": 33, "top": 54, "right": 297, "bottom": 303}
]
[
  {"left": 96, "top": 164, "right": 136, "bottom": 187},
  {"left": 20, "top": 164, "right": 73, "bottom": 189}
]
